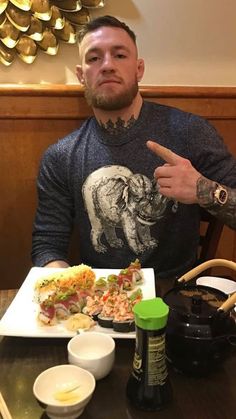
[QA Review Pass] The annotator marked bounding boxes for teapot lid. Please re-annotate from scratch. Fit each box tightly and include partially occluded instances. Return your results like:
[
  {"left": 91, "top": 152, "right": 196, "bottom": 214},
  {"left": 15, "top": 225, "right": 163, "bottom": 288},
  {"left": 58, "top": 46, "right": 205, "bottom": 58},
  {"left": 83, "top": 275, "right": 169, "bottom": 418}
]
[{"left": 164, "top": 285, "right": 227, "bottom": 319}]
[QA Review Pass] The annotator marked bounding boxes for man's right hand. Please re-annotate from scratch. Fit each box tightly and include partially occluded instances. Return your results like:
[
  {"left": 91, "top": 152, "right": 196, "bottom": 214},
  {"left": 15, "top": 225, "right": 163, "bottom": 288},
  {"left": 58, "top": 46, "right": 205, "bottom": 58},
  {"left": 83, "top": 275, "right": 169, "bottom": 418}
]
[
  {"left": 146, "top": 140, "right": 201, "bottom": 204},
  {"left": 44, "top": 260, "right": 70, "bottom": 268}
]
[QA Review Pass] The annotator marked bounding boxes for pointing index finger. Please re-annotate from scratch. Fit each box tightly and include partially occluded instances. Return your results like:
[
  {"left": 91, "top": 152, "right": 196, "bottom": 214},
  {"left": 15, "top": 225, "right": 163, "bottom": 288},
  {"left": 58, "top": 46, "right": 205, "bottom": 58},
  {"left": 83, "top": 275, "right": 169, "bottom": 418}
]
[{"left": 146, "top": 140, "right": 181, "bottom": 165}]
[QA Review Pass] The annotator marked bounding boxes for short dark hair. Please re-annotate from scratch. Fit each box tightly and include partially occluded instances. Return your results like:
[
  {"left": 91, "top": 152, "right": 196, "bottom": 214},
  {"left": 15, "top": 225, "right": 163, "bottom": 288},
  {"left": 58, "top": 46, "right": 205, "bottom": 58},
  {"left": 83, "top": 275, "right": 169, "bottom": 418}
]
[{"left": 78, "top": 15, "right": 137, "bottom": 45}]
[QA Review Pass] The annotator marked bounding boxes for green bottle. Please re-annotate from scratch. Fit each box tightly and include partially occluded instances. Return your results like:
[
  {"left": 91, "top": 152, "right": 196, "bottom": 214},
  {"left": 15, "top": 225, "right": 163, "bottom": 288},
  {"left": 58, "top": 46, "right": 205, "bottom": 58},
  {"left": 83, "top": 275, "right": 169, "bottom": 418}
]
[{"left": 126, "top": 298, "right": 172, "bottom": 411}]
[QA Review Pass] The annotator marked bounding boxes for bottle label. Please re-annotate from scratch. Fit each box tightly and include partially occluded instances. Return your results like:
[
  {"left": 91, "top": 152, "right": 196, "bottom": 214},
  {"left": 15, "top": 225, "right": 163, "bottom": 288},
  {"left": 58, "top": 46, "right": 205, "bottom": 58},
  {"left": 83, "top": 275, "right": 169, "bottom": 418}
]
[
  {"left": 148, "top": 335, "right": 168, "bottom": 386},
  {"left": 132, "top": 352, "right": 142, "bottom": 381}
]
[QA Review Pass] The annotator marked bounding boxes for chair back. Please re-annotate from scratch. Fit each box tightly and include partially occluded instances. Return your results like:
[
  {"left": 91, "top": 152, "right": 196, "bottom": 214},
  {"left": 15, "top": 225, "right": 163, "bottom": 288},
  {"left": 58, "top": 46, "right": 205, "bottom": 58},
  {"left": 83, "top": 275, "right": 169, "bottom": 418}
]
[{"left": 198, "top": 208, "right": 224, "bottom": 273}]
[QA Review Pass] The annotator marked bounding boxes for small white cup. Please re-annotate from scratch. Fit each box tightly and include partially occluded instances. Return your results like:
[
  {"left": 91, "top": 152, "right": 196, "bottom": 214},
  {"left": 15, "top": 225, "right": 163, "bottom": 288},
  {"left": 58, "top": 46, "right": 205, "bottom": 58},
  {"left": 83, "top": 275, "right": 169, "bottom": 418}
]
[{"left": 68, "top": 332, "right": 115, "bottom": 380}]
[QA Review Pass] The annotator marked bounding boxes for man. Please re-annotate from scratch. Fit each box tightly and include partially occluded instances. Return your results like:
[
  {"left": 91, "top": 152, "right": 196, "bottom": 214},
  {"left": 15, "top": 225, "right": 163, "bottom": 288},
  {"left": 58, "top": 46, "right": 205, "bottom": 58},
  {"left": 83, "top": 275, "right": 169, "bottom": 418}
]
[{"left": 32, "top": 16, "right": 236, "bottom": 279}]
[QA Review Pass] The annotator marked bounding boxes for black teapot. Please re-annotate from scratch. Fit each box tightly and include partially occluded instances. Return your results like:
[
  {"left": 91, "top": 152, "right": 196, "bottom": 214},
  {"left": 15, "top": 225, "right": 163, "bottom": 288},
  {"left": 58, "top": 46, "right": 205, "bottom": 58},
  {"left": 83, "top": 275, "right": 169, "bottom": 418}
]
[{"left": 163, "top": 259, "right": 236, "bottom": 375}]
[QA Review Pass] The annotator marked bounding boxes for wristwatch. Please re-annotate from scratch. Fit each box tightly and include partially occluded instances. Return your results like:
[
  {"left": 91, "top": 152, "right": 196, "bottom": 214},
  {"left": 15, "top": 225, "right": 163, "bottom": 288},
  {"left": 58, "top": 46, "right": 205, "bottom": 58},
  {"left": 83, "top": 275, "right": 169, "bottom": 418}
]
[
  {"left": 197, "top": 177, "right": 229, "bottom": 208},
  {"left": 212, "top": 183, "right": 228, "bottom": 205}
]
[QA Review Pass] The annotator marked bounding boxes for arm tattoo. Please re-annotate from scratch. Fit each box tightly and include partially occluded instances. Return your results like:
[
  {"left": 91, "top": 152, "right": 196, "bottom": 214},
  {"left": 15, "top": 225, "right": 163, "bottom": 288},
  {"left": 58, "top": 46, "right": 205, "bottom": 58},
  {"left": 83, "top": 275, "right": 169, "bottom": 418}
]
[{"left": 197, "top": 176, "right": 236, "bottom": 230}]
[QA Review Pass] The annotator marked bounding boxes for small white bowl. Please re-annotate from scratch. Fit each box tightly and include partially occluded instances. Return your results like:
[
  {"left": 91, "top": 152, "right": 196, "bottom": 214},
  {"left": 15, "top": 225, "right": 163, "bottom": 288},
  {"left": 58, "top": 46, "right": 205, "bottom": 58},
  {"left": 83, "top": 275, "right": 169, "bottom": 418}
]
[
  {"left": 33, "top": 364, "right": 96, "bottom": 419},
  {"left": 68, "top": 332, "right": 115, "bottom": 380}
]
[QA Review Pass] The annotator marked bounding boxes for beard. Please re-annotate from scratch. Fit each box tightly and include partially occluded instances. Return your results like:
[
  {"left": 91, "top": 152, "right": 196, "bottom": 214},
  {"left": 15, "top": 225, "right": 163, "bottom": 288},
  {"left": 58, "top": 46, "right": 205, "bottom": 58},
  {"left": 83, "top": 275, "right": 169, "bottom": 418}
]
[{"left": 84, "top": 79, "right": 139, "bottom": 111}]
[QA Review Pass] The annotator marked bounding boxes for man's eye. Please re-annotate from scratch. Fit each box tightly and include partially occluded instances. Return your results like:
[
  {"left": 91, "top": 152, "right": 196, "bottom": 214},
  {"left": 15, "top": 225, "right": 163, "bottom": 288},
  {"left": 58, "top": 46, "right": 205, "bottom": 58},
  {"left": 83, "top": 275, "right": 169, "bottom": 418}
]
[
  {"left": 88, "top": 56, "right": 99, "bottom": 62},
  {"left": 116, "top": 54, "right": 126, "bottom": 59}
]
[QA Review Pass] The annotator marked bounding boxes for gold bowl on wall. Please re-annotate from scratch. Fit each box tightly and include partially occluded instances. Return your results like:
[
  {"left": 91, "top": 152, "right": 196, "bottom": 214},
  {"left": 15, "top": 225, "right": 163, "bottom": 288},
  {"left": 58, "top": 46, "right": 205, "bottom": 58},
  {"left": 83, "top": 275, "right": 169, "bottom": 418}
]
[
  {"left": 6, "top": 3, "right": 31, "bottom": 31},
  {"left": 0, "top": 19, "right": 20, "bottom": 48},
  {"left": 0, "top": 0, "right": 107, "bottom": 65}
]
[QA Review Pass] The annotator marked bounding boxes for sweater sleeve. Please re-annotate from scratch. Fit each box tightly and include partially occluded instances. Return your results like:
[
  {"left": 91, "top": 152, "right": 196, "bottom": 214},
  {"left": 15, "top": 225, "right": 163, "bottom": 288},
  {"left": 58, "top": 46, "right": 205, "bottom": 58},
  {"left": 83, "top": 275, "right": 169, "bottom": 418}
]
[{"left": 31, "top": 143, "right": 74, "bottom": 266}]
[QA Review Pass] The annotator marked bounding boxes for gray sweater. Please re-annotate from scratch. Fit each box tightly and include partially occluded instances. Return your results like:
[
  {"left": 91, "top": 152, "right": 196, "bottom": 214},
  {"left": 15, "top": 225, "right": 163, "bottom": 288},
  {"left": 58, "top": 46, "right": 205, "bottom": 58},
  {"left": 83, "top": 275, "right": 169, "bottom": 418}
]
[{"left": 32, "top": 101, "right": 236, "bottom": 279}]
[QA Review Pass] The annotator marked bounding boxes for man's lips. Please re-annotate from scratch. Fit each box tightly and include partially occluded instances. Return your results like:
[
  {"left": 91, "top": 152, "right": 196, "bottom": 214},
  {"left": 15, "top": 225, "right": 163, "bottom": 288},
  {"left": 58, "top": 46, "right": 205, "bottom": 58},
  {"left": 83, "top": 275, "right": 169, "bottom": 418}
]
[{"left": 98, "top": 79, "right": 121, "bottom": 86}]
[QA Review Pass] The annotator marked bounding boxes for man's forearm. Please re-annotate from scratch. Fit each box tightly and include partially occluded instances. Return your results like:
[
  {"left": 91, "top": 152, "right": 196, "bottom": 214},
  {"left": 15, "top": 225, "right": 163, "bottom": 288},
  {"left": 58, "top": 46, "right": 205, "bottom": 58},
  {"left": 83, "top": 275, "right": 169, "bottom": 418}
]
[{"left": 196, "top": 177, "right": 236, "bottom": 230}]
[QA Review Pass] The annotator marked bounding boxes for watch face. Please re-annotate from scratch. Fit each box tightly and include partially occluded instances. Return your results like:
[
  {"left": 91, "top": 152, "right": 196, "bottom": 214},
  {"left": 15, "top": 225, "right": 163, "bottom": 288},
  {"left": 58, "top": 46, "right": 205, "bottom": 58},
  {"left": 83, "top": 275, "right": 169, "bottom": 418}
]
[
  {"left": 215, "top": 185, "right": 228, "bottom": 205},
  {"left": 218, "top": 189, "right": 227, "bottom": 204}
]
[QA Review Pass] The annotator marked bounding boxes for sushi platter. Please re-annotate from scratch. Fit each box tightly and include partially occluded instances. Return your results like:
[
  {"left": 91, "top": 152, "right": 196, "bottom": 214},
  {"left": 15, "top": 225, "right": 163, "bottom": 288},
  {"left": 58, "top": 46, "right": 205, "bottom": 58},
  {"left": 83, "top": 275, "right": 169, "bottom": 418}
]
[{"left": 0, "top": 266, "right": 156, "bottom": 338}]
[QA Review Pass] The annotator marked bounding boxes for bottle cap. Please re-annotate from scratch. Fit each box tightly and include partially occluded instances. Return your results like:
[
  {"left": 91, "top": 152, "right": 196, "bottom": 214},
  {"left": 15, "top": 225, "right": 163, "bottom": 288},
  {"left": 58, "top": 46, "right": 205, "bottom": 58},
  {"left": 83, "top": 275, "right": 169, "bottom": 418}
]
[{"left": 133, "top": 298, "right": 169, "bottom": 330}]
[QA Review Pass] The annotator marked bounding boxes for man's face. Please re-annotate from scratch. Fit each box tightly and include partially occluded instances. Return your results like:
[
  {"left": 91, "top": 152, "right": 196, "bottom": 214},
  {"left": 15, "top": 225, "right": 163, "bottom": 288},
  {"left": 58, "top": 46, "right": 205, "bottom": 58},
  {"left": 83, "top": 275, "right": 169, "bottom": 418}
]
[{"left": 76, "top": 27, "right": 144, "bottom": 111}]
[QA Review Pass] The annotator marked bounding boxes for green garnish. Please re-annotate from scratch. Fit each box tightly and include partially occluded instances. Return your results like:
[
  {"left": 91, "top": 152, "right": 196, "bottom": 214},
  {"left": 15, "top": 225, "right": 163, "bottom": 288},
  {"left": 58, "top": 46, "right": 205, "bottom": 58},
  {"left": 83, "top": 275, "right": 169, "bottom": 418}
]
[
  {"left": 95, "top": 277, "right": 107, "bottom": 286},
  {"left": 129, "top": 288, "right": 143, "bottom": 302},
  {"left": 107, "top": 274, "right": 118, "bottom": 283}
]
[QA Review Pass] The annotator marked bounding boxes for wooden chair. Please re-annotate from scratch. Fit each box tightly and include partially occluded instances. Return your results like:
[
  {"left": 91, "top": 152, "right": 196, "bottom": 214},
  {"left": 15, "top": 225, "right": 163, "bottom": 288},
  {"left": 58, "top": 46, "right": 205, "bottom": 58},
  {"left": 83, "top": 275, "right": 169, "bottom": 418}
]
[{"left": 197, "top": 208, "right": 224, "bottom": 274}]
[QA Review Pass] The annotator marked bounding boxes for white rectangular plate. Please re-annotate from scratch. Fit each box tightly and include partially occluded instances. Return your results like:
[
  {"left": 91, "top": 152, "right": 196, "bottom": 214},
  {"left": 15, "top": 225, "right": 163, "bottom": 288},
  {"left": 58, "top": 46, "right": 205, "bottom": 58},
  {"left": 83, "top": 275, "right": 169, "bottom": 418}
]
[{"left": 0, "top": 267, "right": 156, "bottom": 339}]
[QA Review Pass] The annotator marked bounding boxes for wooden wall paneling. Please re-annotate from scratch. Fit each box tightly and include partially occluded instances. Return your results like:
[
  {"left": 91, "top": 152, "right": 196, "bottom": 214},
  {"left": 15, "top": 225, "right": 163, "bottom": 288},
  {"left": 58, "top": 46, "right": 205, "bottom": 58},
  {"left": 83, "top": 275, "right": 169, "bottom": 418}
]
[
  {"left": 0, "top": 96, "right": 90, "bottom": 120},
  {"left": 0, "top": 118, "right": 81, "bottom": 289},
  {"left": 0, "top": 85, "right": 235, "bottom": 288}
]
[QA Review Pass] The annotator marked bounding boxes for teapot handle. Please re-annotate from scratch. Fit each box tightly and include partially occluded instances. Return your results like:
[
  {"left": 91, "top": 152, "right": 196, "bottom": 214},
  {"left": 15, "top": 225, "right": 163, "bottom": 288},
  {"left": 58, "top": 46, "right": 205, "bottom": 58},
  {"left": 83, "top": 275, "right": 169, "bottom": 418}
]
[
  {"left": 178, "top": 259, "right": 236, "bottom": 283},
  {"left": 218, "top": 291, "right": 236, "bottom": 313}
]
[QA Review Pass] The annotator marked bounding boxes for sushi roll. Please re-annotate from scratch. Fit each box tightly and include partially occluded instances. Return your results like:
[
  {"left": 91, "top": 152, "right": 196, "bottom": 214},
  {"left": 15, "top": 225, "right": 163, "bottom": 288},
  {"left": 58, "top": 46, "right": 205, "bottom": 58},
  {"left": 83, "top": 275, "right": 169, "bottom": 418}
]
[
  {"left": 38, "top": 297, "right": 56, "bottom": 325},
  {"left": 117, "top": 269, "right": 134, "bottom": 290},
  {"left": 83, "top": 294, "right": 103, "bottom": 320},
  {"left": 94, "top": 277, "right": 107, "bottom": 295},
  {"left": 107, "top": 274, "right": 119, "bottom": 292},
  {"left": 76, "top": 288, "right": 93, "bottom": 310},
  {"left": 97, "top": 291, "right": 116, "bottom": 328},
  {"left": 113, "top": 319, "right": 135, "bottom": 333},
  {"left": 67, "top": 293, "right": 82, "bottom": 314},
  {"left": 54, "top": 290, "right": 81, "bottom": 320},
  {"left": 129, "top": 288, "right": 143, "bottom": 304},
  {"left": 112, "top": 289, "right": 142, "bottom": 332},
  {"left": 118, "top": 259, "right": 144, "bottom": 290},
  {"left": 97, "top": 313, "right": 113, "bottom": 329}
]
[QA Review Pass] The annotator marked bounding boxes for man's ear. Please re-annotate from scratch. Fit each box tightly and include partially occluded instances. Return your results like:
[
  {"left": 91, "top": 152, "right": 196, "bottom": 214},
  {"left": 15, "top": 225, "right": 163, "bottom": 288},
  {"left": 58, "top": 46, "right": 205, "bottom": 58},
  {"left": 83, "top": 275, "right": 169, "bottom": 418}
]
[
  {"left": 137, "top": 58, "right": 145, "bottom": 82},
  {"left": 76, "top": 65, "right": 85, "bottom": 85}
]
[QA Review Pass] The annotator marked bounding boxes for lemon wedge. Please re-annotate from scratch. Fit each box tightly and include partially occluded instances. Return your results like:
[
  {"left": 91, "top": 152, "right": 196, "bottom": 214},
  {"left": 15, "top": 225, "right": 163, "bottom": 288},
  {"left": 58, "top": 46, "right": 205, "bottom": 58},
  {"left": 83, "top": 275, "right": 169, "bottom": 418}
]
[{"left": 54, "top": 381, "right": 80, "bottom": 403}]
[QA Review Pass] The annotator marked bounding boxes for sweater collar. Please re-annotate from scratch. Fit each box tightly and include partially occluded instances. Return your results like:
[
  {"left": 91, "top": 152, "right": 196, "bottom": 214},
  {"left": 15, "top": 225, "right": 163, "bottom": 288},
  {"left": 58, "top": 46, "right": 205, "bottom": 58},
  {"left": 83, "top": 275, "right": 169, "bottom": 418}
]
[{"left": 92, "top": 101, "right": 149, "bottom": 146}]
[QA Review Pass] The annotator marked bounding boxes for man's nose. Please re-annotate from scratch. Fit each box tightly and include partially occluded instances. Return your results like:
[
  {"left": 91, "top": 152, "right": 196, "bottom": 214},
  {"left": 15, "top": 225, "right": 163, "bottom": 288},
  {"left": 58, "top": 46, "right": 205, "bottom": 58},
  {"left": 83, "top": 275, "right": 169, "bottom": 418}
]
[{"left": 101, "top": 54, "right": 115, "bottom": 71}]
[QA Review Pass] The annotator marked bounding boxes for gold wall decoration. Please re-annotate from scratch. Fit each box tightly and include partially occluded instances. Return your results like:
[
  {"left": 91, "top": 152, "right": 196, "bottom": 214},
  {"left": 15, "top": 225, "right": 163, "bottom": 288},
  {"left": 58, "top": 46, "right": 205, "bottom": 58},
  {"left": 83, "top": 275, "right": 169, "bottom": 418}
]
[{"left": 0, "top": 0, "right": 106, "bottom": 65}]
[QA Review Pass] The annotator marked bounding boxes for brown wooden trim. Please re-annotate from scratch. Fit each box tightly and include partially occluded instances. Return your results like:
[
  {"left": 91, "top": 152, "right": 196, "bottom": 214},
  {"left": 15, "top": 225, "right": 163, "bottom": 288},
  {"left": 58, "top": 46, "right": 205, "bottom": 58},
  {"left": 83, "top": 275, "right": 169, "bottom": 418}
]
[
  {"left": 1, "top": 84, "right": 236, "bottom": 97},
  {"left": 141, "top": 86, "right": 236, "bottom": 98},
  {"left": 1, "top": 85, "right": 236, "bottom": 120},
  {"left": 0, "top": 84, "right": 84, "bottom": 97}
]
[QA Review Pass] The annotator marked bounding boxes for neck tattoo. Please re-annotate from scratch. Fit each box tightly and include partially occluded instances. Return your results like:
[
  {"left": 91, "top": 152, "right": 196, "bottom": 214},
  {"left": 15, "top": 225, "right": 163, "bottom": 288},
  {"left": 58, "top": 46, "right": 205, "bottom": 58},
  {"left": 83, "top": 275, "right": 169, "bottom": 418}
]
[{"left": 100, "top": 115, "right": 136, "bottom": 135}]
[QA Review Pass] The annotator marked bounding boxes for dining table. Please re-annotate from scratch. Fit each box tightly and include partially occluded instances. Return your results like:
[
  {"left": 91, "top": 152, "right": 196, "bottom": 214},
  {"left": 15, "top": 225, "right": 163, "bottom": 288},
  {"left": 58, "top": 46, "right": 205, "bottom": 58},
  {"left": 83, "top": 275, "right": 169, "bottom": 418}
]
[{"left": 0, "top": 283, "right": 236, "bottom": 419}]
